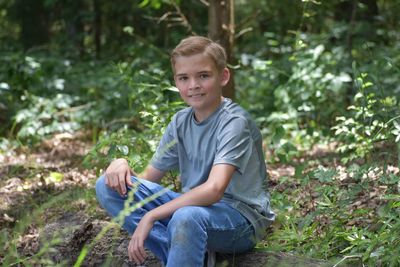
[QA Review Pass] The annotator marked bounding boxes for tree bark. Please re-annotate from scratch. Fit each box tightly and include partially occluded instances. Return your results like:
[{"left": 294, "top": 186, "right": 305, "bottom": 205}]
[
  {"left": 16, "top": 0, "right": 50, "bottom": 50},
  {"left": 335, "top": 0, "right": 379, "bottom": 105},
  {"left": 93, "top": 0, "right": 102, "bottom": 59},
  {"left": 62, "top": 0, "right": 85, "bottom": 58},
  {"left": 208, "top": 0, "right": 235, "bottom": 100}
]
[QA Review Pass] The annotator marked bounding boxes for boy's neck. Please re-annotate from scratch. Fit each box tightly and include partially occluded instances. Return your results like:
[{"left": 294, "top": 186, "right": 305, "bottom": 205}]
[{"left": 193, "top": 96, "right": 224, "bottom": 122}]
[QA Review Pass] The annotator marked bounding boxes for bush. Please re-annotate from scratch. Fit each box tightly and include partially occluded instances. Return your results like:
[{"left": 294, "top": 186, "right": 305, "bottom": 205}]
[{"left": 332, "top": 72, "right": 400, "bottom": 164}]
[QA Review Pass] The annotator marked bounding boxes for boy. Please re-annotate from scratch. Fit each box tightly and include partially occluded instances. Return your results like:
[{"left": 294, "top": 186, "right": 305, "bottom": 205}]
[{"left": 95, "top": 36, "right": 275, "bottom": 266}]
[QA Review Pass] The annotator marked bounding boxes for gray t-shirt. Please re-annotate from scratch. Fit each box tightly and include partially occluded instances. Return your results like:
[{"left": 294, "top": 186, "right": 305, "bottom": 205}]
[{"left": 151, "top": 98, "right": 275, "bottom": 240}]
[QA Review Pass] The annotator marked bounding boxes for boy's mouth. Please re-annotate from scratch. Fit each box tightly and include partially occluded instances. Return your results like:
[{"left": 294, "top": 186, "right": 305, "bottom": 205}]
[{"left": 189, "top": 93, "right": 206, "bottom": 98}]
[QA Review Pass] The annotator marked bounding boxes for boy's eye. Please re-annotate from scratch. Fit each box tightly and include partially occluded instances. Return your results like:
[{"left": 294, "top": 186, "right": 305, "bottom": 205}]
[
  {"left": 199, "top": 73, "right": 209, "bottom": 79},
  {"left": 178, "top": 76, "right": 188, "bottom": 81}
]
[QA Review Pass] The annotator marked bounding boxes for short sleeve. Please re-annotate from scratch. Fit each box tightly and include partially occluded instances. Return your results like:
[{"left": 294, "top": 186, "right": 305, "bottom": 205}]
[
  {"left": 213, "top": 116, "right": 252, "bottom": 174},
  {"left": 150, "top": 119, "right": 179, "bottom": 171}
]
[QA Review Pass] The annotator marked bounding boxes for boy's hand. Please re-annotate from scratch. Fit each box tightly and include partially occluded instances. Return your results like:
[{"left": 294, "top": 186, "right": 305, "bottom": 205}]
[
  {"left": 105, "top": 158, "right": 136, "bottom": 196},
  {"left": 128, "top": 213, "right": 154, "bottom": 264}
]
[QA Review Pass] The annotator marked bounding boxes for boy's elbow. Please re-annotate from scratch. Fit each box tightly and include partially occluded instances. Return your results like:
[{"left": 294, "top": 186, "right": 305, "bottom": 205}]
[
  {"left": 207, "top": 183, "right": 225, "bottom": 203},
  {"left": 211, "top": 191, "right": 224, "bottom": 203}
]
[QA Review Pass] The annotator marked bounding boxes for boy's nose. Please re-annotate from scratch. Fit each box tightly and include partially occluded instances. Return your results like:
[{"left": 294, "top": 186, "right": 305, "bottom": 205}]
[{"left": 189, "top": 78, "right": 200, "bottom": 90}]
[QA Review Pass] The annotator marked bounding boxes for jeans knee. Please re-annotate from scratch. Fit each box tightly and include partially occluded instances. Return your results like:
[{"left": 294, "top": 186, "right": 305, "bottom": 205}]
[
  {"left": 95, "top": 175, "right": 106, "bottom": 196},
  {"left": 167, "top": 207, "right": 207, "bottom": 249},
  {"left": 172, "top": 206, "right": 195, "bottom": 221},
  {"left": 95, "top": 175, "right": 112, "bottom": 208},
  {"left": 169, "top": 207, "right": 206, "bottom": 233}
]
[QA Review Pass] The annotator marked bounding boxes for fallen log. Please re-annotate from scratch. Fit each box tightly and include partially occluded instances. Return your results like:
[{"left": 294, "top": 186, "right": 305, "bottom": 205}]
[{"left": 39, "top": 212, "right": 335, "bottom": 267}]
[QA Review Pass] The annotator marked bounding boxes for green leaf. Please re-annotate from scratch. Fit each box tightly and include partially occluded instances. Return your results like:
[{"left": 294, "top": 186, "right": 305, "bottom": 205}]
[
  {"left": 138, "top": 0, "right": 150, "bottom": 8},
  {"left": 312, "top": 166, "right": 336, "bottom": 182},
  {"left": 272, "top": 126, "right": 285, "bottom": 145},
  {"left": 166, "top": 86, "right": 179, "bottom": 92},
  {"left": 117, "top": 145, "right": 129, "bottom": 156},
  {"left": 46, "top": 172, "right": 64, "bottom": 183},
  {"left": 123, "top": 26, "right": 134, "bottom": 35}
]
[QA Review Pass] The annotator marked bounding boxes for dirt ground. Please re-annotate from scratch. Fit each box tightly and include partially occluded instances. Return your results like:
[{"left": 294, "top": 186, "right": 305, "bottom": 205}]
[{"left": 0, "top": 133, "right": 337, "bottom": 266}]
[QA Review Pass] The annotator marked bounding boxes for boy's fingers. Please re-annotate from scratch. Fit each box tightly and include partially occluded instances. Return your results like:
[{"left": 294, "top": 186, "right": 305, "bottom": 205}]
[
  {"left": 128, "top": 243, "right": 137, "bottom": 263},
  {"left": 135, "top": 242, "right": 146, "bottom": 263},
  {"left": 104, "top": 174, "right": 109, "bottom": 186},
  {"left": 105, "top": 173, "right": 115, "bottom": 188},
  {"left": 129, "top": 244, "right": 140, "bottom": 264},
  {"left": 128, "top": 240, "right": 144, "bottom": 264},
  {"left": 118, "top": 174, "right": 126, "bottom": 195},
  {"left": 126, "top": 170, "right": 133, "bottom": 187},
  {"left": 111, "top": 174, "right": 119, "bottom": 190},
  {"left": 128, "top": 238, "right": 134, "bottom": 261},
  {"left": 139, "top": 244, "right": 146, "bottom": 261}
]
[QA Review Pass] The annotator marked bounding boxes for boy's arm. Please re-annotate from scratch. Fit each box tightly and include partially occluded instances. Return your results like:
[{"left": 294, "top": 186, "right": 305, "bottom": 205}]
[
  {"left": 149, "top": 163, "right": 236, "bottom": 213},
  {"left": 140, "top": 165, "right": 165, "bottom": 183},
  {"left": 128, "top": 163, "right": 236, "bottom": 263},
  {"left": 104, "top": 158, "right": 165, "bottom": 196}
]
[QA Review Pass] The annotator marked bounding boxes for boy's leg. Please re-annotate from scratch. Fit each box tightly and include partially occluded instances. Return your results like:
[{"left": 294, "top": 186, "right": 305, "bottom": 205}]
[
  {"left": 165, "top": 203, "right": 255, "bottom": 267},
  {"left": 95, "top": 175, "right": 180, "bottom": 264}
]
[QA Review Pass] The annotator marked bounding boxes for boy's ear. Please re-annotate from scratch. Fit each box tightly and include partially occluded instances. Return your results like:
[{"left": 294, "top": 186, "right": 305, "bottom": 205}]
[{"left": 220, "top": 67, "right": 230, "bottom": 86}]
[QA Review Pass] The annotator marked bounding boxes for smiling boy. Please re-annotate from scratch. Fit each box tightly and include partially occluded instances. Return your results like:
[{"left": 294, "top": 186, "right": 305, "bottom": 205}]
[{"left": 95, "top": 36, "right": 275, "bottom": 266}]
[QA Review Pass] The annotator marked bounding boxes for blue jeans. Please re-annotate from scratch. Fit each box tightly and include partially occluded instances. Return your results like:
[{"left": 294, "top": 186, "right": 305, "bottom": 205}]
[{"left": 95, "top": 175, "right": 255, "bottom": 266}]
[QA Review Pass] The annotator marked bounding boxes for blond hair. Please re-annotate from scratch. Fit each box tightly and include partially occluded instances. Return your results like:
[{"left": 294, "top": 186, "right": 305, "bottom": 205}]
[{"left": 171, "top": 36, "right": 227, "bottom": 72}]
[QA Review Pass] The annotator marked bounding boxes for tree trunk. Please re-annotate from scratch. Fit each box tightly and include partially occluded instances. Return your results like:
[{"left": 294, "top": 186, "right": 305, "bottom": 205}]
[
  {"left": 335, "top": 0, "right": 379, "bottom": 105},
  {"left": 16, "top": 0, "right": 50, "bottom": 50},
  {"left": 93, "top": 0, "right": 102, "bottom": 59},
  {"left": 62, "top": 1, "right": 85, "bottom": 58},
  {"left": 208, "top": 0, "right": 235, "bottom": 100}
]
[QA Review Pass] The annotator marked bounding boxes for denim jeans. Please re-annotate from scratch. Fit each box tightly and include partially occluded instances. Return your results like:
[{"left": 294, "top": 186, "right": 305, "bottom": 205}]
[{"left": 95, "top": 175, "right": 255, "bottom": 267}]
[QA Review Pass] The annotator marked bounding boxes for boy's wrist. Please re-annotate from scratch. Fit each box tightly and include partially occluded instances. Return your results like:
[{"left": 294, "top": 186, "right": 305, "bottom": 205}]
[
  {"left": 144, "top": 211, "right": 157, "bottom": 222},
  {"left": 113, "top": 158, "right": 127, "bottom": 163}
]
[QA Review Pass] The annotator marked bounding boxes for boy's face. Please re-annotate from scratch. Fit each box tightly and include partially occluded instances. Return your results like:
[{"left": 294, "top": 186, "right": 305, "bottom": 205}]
[{"left": 173, "top": 53, "right": 229, "bottom": 118}]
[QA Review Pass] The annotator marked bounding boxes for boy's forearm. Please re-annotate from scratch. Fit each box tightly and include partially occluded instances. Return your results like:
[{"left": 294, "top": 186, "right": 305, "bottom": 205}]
[
  {"left": 148, "top": 164, "right": 235, "bottom": 221},
  {"left": 146, "top": 164, "right": 235, "bottom": 222},
  {"left": 146, "top": 181, "right": 222, "bottom": 221},
  {"left": 138, "top": 165, "right": 165, "bottom": 184}
]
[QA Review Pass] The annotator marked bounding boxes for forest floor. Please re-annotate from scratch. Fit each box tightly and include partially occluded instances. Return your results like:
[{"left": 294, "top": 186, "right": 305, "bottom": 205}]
[{"left": 0, "top": 132, "right": 397, "bottom": 266}]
